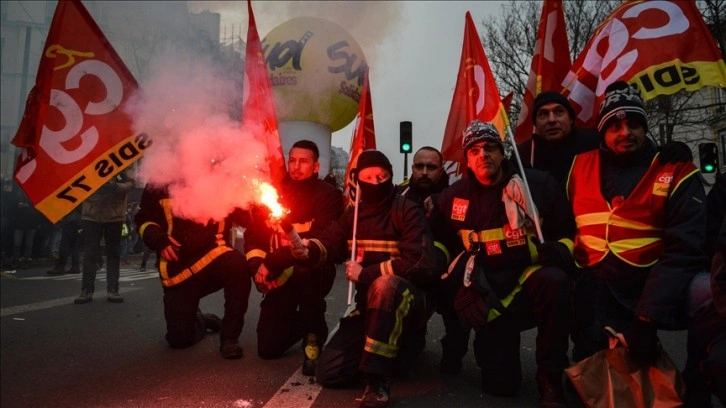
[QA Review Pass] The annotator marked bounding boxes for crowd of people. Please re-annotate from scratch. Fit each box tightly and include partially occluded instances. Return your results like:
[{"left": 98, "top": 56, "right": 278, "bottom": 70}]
[{"left": 2, "top": 80, "right": 724, "bottom": 408}]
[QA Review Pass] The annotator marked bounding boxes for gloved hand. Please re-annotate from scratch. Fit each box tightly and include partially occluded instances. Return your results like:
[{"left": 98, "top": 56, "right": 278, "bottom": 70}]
[
  {"left": 254, "top": 263, "right": 288, "bottom": 294},
  {"left": 658, "top": 141, "right": 692, "bottom": 164},
  {"left": 531, "top": 237, "right": 574, "bottom": 274},
  {"left": 624, "top": 317, "right": 660, "bottom": 364},
  {"left": 454, "top": 286, "right": 488, "bottom": 331}
]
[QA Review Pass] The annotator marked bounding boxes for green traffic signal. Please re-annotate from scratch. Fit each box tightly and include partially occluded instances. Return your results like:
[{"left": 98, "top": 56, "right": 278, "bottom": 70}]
[
  {"left": 698, "top": 142, "right": 719, "bottom": 174},
  {"left": 704, "top": 164, "right": 715, "bottom": 172},
  {"left": 402, "top": 143, "right": 411, "bottom": 153}
]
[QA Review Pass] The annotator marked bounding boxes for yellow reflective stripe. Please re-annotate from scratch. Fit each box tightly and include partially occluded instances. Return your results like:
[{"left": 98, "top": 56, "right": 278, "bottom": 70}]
[
  {"left": 609, "top": 237, "right": 661, "bottom": 252},
  {"left": 160, "top": 246, "right": 233, "bottom": 287},
  {"left": 487, "top": 265, "right": 541, "bottom": 322},
  {"left": 379, "top": 260, "right": 394, "bottom": 276},
  {"left": 364, "top": 336, "right": 398, "bottom": 358},
  {"left": 274, "top": 267, "right": 294, "bottom": 286},
  {"left": 274, "top": 221, "right": 313, "bottom": 234},
  {"left": 390, "top": 288, "right": 413, "bottom": 346},
  {"left": 433, "top": 241, "right": 450, "bottom": 265},
  {"left": 672, "top": 169, "right": 698, "bottom": 195},
  {"left": 138, "top": 221, "right": 160, "bottom": 239},
  {"left": 308, "top": 239, "right": 327, "bottom": 265},
  {"left": 160, "top": 198, "right": 173, "bottom": 235},
  {"left": 293, "top": 221, "right": 312, "bottom": 233},
  {"left": 458, "top": 228, "right": 505, "bottom": 250},
  {"left": 245, "top": 249, "right": 267, "bottom": 260},
  {"left": 558, "top": 238, "right": 574, "bottom": 254},
  {"left": 574, "top": 212, "right": 610, "bottom": 227},
  {"left": 609, "top": 214, "right": 662, "bottom": 231},
  {"left": 579, "top": 235, "right": 608, "bottom": 252},
  {"left": 349, "top": 240, "right": 400, "bottom": 255}
]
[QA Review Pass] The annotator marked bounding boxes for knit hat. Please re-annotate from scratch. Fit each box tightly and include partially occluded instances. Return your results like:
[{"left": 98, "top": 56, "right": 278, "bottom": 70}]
[
  {"left": 355, "top": 150, "right": 393, "bottom": 178},
  {"left": 597, "top": 81, "right": 648, "bottom": 134},
  {"left": 531, "top": 91, "right": 576, "bottom": 124},
  {"left": 462, "top": 120, "right": 512, "bottom": 158}
]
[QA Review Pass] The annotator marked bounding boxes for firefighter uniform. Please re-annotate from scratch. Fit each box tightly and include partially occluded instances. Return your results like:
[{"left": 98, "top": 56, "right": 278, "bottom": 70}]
[
  {"left": 303, "top": 190, "right": 436, "bottom": 387},
  {"left": 135, "top": 185, "right": 252, "bottom": 349},
  {"left": 437, "top": 160, "right": 575, "bottom": 395},
  {"left": 244, "top": 174, "right": 344, "bottom": 359}
]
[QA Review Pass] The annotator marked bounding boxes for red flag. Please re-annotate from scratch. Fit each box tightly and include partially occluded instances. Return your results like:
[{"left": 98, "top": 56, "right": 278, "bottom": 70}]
[
  {"left": 513, "top": 0, "right": 572, "bottom": 144},
  {"left": 343, "top": 68, "right": 376, "bottom": 207},
  {"left": 11, "top": 0, "right": 143, "bottom": 224},
  {"left": 242, "top": 0, "right": 286, "bottom": 185},
  {"left": 441, "top": 12, "right": 509, "bottom": 183},
  {"left": 562, "top": 0, "right": 726, "bottom": 129}
]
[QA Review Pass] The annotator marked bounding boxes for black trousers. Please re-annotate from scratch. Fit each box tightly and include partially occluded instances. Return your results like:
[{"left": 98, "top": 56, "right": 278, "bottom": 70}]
[
  {"left": 256, "top": 265, "right": 336, "bottom": 359},
  {"left": 316, "top": 275, "right": 428, "bottom": 387},
  {"left": 162, "top": 250, "right": 251, "bottom": 348},
  {"left": 439, "top": 266, "right": 571, "bottom": 395}
]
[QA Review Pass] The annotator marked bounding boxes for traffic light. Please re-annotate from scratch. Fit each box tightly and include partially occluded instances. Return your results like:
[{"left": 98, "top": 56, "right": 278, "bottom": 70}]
[
  {"left": 400, "top": 121, "right": 412, "bottom": 153},
  {"left": 698, "top": 142, "right": 719, "bottom": 173}
]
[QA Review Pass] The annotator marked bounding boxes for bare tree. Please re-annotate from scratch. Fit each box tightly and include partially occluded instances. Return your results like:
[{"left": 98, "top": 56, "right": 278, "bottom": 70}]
[{"left": 480, "top": 0, "right": 618, "bottom": 121}]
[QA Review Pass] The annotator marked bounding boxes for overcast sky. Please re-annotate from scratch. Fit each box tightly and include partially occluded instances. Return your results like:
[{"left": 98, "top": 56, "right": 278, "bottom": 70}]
[{"left": 189, "top": 1, "right": 505, "bottom": 183}]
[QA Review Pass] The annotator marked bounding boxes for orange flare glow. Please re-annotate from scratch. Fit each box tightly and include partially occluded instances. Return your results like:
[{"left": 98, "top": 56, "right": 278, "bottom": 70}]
[{"left": 254, "top": 180, "right": 288, "bottom": 219}]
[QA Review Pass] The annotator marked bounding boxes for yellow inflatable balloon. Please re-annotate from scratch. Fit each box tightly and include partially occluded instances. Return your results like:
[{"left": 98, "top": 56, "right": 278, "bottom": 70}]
[{"left": 262, "top": 17, "right": 367, "bottom": 132}]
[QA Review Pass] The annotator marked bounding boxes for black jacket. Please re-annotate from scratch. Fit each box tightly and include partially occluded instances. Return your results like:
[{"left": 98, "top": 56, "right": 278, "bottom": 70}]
[
  {"left": 518, "top": 127, "right": 600, "bottom": 187},
  {"left": 438, "top": 160, "right": 576, "bottom": 298}
]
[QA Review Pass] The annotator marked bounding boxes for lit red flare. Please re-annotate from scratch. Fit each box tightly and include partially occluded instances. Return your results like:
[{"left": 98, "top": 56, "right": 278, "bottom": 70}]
[{"left": 254, "top": 180, "right": 289, "bottom": 220}]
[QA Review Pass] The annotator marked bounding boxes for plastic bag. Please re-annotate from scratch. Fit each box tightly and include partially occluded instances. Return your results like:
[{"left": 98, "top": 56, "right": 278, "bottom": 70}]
[{"left": 565, "top": 326, "right": 686, "bottom": 408}]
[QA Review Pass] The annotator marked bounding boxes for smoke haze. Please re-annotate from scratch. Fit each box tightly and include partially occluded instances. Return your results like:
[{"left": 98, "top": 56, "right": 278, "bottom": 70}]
[{"left": 126, "top": 48, "right": 270, "bottom": 223}]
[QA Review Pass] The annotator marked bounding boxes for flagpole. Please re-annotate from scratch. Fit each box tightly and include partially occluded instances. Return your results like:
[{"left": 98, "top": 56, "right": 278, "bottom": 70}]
[
  {"left": 505, "top": 124, "right": 544, "bottom": 243},
  {"left": 348, "top": 182, "right": 360, "bottom": 305}
]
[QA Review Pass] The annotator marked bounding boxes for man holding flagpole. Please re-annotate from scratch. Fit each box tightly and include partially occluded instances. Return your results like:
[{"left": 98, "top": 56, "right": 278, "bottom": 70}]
[
  {"left": 436, "top": 120, "right": 575, "bottom": 408},
  {"left": 264, "top": 150, "right": 435, "bottom": 407}
]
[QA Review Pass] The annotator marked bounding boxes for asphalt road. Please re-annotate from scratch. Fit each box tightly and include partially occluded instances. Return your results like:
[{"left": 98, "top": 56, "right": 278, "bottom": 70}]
[{"left": 1, "top": 255, "right": 719, "bottom": 408}]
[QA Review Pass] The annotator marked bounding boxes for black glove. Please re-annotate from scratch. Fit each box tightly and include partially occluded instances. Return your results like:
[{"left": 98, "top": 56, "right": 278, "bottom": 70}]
[
  {"left": 247, "top": 256, "right": 263, "bottom": 276},
  {"left": 262, "top": 247, "right": 296, "bottom": 279},
  {"left": 624, "top": 317, "right": 660, "bottom": 364},
  {"left": 532, "top": 237, "right": 574, "bottom": 274},
  {"left": 454, "top": 286, "right": 489, "bottom": 331},
  {"left": 658, "top": 141, "right": 692, "bottom": 164}
]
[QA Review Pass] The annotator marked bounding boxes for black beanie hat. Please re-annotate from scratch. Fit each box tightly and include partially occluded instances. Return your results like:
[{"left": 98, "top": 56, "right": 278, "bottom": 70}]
[
  {"left": 531, "top": 91, "right": 576, "bottom": 124},
  {"left": 597, "top": 81, "right": 648, "bottom": 134},
  {"left": 355, "top": 150, "right": 393, "bottom": 179}
]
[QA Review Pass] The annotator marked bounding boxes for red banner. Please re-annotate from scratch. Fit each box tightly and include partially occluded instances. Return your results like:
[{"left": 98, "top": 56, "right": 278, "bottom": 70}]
[
  {"left": 441, "top": 12, "right": 509, "bottom": 184},
  {"left": 11, "top": 0, "right": 144, "bottom": 224},
  {"left": 343, "top": 68, "right": 376, "bottom": 207},
  {"left": 514, "top": 0, "right": 572, "bottom": 144},
  {"left": 242, "top": 0, "right": 286, "bottom": 185},
  {"left": 562, "top": 0, "right": 726, "bottom": 129}
]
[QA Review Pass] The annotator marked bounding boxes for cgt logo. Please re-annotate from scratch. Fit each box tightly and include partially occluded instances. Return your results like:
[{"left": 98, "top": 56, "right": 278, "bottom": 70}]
[
  {"left": 451, "top": 197, "right": 469, "bottom": 221},
  {"left": 657, "top": 172, "right": 673, "bottom": 184}
]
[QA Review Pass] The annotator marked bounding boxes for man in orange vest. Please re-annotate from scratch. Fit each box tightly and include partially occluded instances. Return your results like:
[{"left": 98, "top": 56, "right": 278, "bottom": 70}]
[{"left": 567, "top": 81, "right": 713, "bottom": 403}]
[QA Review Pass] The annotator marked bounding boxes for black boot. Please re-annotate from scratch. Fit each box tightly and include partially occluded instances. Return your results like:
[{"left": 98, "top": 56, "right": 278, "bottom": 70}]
[
  {"left": 537, "top": 372, "right": 566, "bottom": 408},
  {"left": 358, "top": 374, "right": 390, "bottom": 408}
]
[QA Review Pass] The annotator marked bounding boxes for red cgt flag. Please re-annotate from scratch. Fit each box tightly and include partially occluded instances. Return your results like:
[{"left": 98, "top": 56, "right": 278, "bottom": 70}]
[
  {"left": 242, "top": 0, "right": 286, "bottom": 185},
  {"left": 513, "top": 0, "right": 572, "bottom": 144},
  {"left": 343, "top": 68, "right": 376, "bottom": 207},
  {"left": 562, "top": 0, "right": 726, "bottom": 129},
  {"left": 11, "top": 0, "right": 145, "bottom": 224},
  {"left": 441, "top": 12, "right": 509, "bottom": 184}
]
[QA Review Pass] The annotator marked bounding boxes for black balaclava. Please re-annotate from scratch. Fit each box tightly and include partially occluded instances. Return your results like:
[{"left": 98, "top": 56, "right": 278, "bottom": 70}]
[{"left": 356, "top": 150, "right": 394, "bottom": 204}]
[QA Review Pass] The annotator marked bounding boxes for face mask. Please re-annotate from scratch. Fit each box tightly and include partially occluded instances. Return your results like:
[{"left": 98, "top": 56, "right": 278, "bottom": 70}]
[{"left": 359, "top": 179, "right": 393, "bottom": 204}]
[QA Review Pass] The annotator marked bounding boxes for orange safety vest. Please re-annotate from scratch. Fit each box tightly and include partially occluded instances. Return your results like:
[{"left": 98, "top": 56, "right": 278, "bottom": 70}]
[{"left": 567, "top": 150, "right": 698, "bottom": 268}]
